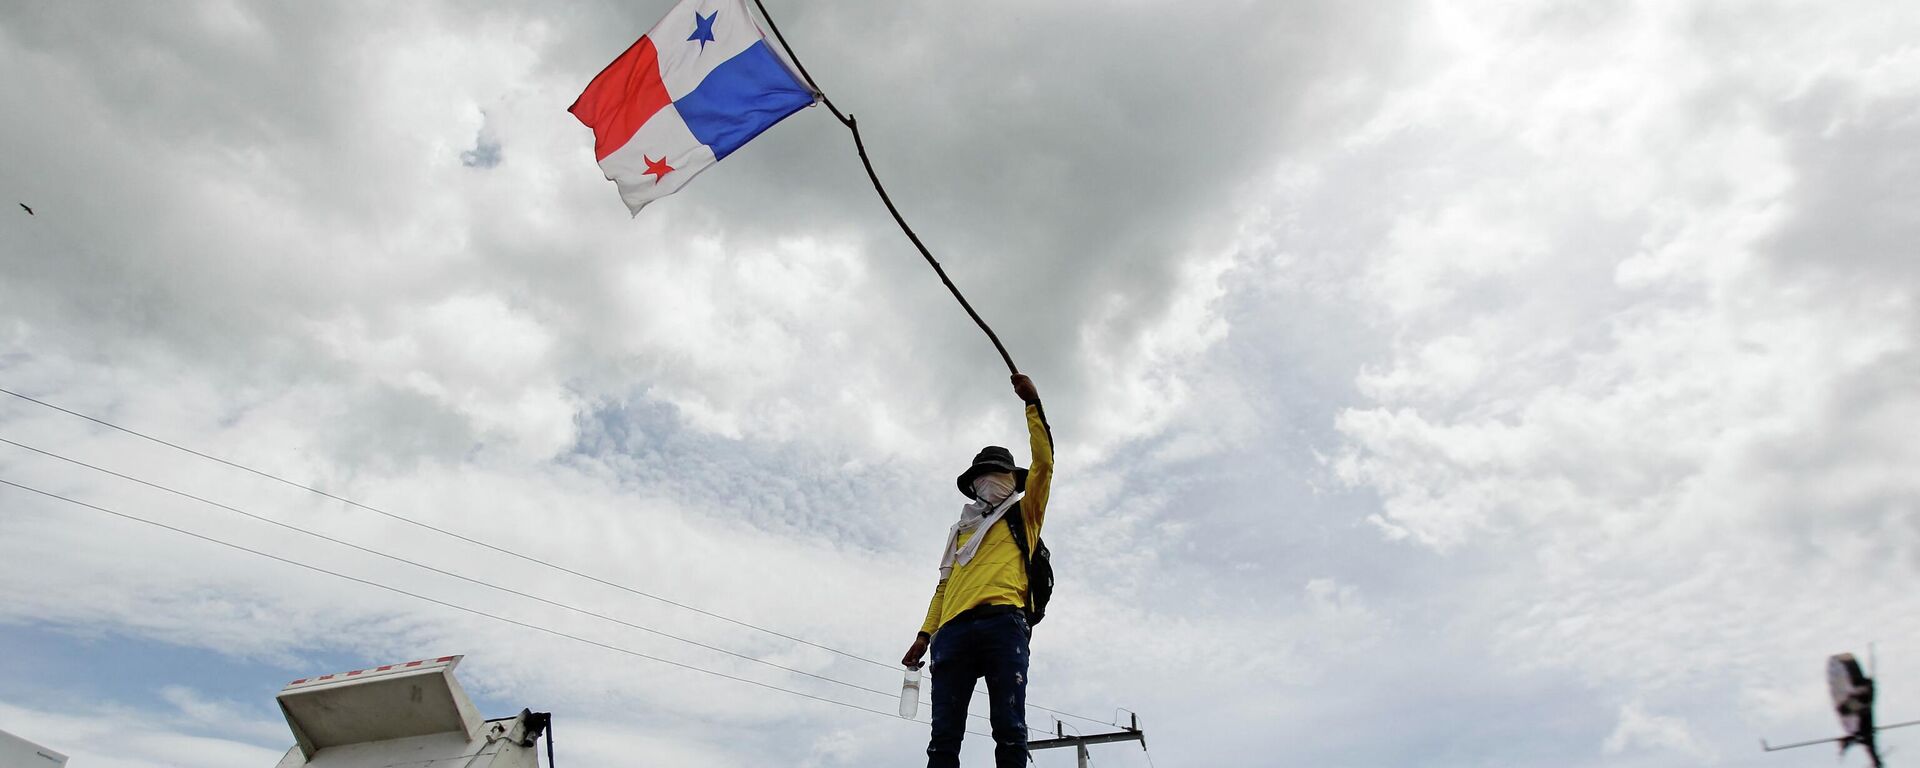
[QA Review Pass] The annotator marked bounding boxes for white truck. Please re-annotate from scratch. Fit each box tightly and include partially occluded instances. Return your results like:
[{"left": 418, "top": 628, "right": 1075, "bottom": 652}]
[
  {"left": 273, "top": 655, "right": 551, "bottom": 768},
  {"left": 0, "top": 727, "right": 67, "bottom": 768}
]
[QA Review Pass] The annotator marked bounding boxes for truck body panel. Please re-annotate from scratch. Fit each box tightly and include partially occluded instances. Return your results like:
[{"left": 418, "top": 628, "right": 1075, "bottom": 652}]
[
  {"left": 0, "top": 727, "right": 67, "bottom": 768},
  {"left": 272, "top": 655, "right": 545, "bottom": 768}
]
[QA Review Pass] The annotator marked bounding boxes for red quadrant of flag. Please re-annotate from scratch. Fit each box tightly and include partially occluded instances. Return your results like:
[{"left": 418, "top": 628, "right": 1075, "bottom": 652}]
[{"left": 568, "top": 37, "right": 672, "bottom": 161}]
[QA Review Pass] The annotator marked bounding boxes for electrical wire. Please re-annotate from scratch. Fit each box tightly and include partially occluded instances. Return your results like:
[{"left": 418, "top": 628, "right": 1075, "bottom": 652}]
[
  {"left": 0, "top": 435, "right": 1052, "bottom": 737},
  {"left": 0, "top": 435, "right": 1040, "bottom": 732},
  {"left": 0, "top": 477, "right": 992, "bottom": 739},
  {"left": 0, "top": 436, "right": 923, "bottom": 710},
  {"left": 0, "top": 385, "right": 1113, "bottom": 728}
]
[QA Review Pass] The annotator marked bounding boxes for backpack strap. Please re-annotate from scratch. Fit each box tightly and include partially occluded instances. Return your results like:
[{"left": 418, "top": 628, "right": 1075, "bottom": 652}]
[
  {"left": 1004, "top": 507, "right": 1032, "bottom": 565},
  {"left": 1002, "top": 506, "right": 1047, "bottom": 628}
]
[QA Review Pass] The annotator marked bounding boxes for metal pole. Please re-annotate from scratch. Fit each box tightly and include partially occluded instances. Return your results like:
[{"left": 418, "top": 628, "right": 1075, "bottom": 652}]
[{"left": 1029, "top": 725, "right": 1147, "bottom": 763}]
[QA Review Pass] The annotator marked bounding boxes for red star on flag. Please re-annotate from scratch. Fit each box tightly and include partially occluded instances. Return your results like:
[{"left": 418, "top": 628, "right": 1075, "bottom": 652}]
[{"left": 643, "top": 155, "right": 674, "bottom": 184}]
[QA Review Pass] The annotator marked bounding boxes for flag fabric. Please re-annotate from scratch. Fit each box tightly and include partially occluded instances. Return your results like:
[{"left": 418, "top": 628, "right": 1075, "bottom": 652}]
[{"left": 570, "top": 0, "right": 817, "bottom": 215}]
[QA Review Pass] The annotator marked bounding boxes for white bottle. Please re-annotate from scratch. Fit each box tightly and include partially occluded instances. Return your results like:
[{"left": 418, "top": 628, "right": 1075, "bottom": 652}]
[{"left": 899, "top": 666, "right": 923, "bottom": 718}]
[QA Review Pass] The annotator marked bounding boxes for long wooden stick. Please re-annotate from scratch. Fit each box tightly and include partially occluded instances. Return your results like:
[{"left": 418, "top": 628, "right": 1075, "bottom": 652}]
[{"left": 748, "top": 0, "right": 1021, "bottom": 375}]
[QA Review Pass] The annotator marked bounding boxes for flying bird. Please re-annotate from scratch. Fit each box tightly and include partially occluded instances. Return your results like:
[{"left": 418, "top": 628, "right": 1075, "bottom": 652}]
[{"left": 18, "top": 203, "right": 31, "bottom": 216}]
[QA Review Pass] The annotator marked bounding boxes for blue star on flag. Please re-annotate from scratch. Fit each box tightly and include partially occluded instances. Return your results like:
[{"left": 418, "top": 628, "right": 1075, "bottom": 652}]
[{"left": 688, "top": 11, "right": 718, "bottom": 49}]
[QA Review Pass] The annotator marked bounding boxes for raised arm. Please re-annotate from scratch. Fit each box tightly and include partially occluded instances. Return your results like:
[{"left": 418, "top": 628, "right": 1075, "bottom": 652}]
[{"left": 1013, "top": 374, "right": 1052, "bottom": 534}]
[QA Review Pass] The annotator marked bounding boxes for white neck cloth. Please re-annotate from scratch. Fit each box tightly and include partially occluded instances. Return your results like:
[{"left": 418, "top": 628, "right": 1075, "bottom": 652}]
[{"left": 938, "top": 491, "right": 1022, "bottom": 578}]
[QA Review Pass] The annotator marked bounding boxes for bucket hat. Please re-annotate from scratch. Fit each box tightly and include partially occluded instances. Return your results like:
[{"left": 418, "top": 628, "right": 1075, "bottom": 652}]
[{"left": 955, "top": 445, "right": 1028, "bottom": 499}]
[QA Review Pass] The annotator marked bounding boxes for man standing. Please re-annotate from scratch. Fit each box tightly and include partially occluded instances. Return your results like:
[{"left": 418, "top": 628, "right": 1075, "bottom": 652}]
[{"left": 903, "top": 373, "right": 1052, "bottom": 768}]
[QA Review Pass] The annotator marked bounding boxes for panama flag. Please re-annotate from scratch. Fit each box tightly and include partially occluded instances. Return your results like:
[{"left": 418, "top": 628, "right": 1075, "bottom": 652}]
[{"left": 570, "top": 0, "right": 816, "bottom": 215}]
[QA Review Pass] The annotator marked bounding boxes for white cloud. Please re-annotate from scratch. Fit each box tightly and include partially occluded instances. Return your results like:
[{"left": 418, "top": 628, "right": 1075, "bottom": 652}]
[
  {"left": 1604, "top": 702, "right": 1713, "bottom": 761},
  {"left": 4, "top": 0, "right": 1920, "bottom": 766},
  {"left": 1317, "top": 0, "right": 1920, "bottom": 761},
  {"left": 157, "top": 687, "right": 290, "bottom": 745},
  {"left": 0, "top": 699, "right": 286, "bottom": 768}
]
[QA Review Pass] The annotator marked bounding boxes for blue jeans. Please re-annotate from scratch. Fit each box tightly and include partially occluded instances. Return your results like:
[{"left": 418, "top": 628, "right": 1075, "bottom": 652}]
[{"left": 926, "top": 609, "right": 1029, "bottom": 768}]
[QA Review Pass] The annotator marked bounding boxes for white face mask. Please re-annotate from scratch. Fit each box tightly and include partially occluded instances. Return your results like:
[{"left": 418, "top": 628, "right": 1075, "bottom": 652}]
[{"left": 971, "top": 472, "right": 1016, "bottom": 504}]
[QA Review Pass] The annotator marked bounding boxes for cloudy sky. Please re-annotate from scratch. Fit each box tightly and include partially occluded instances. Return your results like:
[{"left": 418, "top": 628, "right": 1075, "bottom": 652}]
[{"left": 3, "top": 0, "right": 1918, "bottom": 765}]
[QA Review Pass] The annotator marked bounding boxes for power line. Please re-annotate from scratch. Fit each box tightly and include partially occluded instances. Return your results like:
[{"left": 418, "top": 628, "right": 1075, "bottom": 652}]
[
  {"left": 0, "top": 476, "right": 993, "bottom": 739},
  {"left": 0, "top": 436, "right": 912, "bottom": 707},
  {"left": 0, "top": 385, "right": 1113, "bottom": 728},
  {"left": 0, "top": 435, "right": 1035, "bottom": 734}
]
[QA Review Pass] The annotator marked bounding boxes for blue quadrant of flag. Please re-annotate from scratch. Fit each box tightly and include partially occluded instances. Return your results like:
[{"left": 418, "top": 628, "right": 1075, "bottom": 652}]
[{"left": 676, "top": 40, "right": 816, "bottom": 159}]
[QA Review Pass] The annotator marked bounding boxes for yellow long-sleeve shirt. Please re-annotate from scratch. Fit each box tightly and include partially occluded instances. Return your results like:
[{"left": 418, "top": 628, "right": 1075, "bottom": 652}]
[{"left": 920, "top": 402, "right": 1053, "bottom": 636}]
